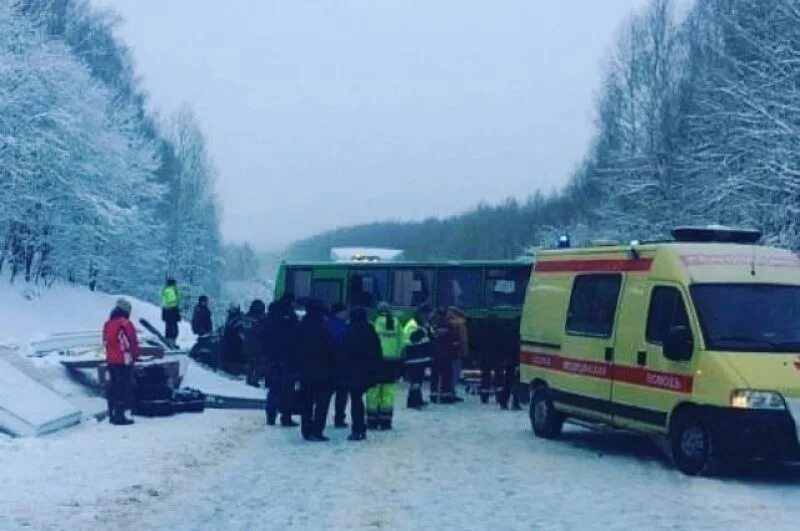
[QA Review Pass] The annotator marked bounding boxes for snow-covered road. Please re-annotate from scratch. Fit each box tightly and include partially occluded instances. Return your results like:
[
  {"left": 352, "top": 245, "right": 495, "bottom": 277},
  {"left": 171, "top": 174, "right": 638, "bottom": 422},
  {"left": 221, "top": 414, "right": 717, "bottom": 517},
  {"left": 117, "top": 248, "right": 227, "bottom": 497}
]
[{"left": 139, "top": 391, "right": 800, "bottom": 531}]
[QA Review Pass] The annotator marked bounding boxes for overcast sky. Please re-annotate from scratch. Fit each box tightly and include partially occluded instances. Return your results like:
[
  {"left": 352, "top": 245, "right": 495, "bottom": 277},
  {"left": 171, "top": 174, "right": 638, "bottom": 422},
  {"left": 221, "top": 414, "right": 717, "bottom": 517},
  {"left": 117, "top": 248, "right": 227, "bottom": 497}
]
[{"left": 95, "top": 0, "right": 648, "bottom": 250}]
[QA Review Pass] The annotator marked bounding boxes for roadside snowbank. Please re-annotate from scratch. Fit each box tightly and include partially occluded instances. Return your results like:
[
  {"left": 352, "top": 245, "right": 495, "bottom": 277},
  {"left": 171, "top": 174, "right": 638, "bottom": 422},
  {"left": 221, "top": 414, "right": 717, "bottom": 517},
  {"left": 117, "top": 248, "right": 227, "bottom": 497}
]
[{"left": 0, "top": 409, "right": 263, "bottom": 530}]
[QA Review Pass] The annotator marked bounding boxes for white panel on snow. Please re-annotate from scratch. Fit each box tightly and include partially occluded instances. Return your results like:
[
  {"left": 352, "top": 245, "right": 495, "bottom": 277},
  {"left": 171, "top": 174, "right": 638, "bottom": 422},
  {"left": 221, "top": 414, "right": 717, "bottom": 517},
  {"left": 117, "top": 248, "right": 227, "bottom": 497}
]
[{"left": 0, "top": 358, "right": 82, "bottom": 437}]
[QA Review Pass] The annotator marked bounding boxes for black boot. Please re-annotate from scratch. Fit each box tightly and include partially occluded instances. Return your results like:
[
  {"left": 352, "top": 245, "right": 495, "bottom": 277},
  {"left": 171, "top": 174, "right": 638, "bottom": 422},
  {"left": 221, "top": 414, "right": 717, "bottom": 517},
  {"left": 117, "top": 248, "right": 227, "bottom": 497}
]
[
  {"left": 280, "top": 416, "right": 298, "bottom": 427},
  {"left": 110, "top": 413, "right": 134, "bottom": 426}
]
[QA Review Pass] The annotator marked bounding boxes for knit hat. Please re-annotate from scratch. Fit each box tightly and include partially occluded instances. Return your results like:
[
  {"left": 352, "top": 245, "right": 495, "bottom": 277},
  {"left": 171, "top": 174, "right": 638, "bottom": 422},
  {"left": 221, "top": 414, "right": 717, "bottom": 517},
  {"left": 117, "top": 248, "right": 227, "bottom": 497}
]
[{"left": 115, "top": 298, "right": 132, "bottom": 315}]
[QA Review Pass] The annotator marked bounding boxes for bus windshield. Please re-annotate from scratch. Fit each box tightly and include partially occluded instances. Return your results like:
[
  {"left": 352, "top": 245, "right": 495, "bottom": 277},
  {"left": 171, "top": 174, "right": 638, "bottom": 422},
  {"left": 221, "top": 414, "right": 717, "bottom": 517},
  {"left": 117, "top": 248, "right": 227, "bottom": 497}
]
[{"left": 691, "top": 284, "right": 800, "bottom": 352}]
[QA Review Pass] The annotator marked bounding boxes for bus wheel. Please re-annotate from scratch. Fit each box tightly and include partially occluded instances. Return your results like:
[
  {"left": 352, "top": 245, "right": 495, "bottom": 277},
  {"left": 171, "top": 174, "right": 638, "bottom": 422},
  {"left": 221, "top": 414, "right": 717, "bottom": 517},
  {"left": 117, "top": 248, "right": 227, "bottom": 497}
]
[
  {"left": 530, "top": 387, "right": 563, "bottom": 439},
  {"left": 670, "top": 410, "right": 718, "bottom": 476}
]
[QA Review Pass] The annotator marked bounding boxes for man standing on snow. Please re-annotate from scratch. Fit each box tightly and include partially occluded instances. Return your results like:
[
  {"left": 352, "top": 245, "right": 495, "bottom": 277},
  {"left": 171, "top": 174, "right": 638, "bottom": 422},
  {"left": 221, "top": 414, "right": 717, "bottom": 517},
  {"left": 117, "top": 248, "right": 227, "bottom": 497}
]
[
  {"left": 403, "top": 304, "right": 433, "bottom": 409},
  {"left": 366, "top": 302, "right": 403, "bottom": 430},
  {"left": 161, "top": 278, "right": 181, "bottom": 349},
  {"left": 297, "top": 299, "right": 335, "bottom": 442},
  {"left": 103, "top": 298, "right": 140, "bottom": 426},
  {"left": 448, "top": 306, "right": 468, "bottom": 402},
  {"left": 341, "top": 306, "right": 382, "bottom": 441},
  {"left": 220, "top": 304, "right": 244, "bottom": 370},
  {"left": 264, "top": 299, "right": 299, "bottom": 427},
  {"left": 327, "top": 302, "right": 349, "bottom": 429},
  {"left": 430, "top": 307, "right": 457, "bottom": 404},
  {"left": 241, "top": 299, "right": 267, "bottom": 387},
  {"left": 191, "top": 295, "right": 213, "bottom": 336}
]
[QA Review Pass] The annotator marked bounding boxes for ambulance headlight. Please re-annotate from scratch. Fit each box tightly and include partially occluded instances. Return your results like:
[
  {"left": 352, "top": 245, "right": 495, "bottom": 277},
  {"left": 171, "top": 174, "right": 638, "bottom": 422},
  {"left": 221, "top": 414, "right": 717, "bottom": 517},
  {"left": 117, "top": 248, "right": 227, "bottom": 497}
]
[{"left": 730, "top": 390, "right": 786, "bottom": 410}]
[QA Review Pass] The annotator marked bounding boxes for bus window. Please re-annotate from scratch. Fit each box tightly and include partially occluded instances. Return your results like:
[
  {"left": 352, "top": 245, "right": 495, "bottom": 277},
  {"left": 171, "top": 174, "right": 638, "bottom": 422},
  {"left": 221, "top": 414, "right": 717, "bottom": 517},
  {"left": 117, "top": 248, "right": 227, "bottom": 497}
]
[
  {"left": 349, "top": 269, "right": 389, "bottom": 308},
  {"left": 485, "top": 267, "right": 528, "bottom": 308},
  {"left": 312, "top": 279, "right": 342, "bottom": 310},
  {"left": 437, "top": 268, "right": 482, "bottom": 309},
  {"left": 391, "top": 269, "right": 434, "bottom": 308},
  {"left": 286, "top": 268, "right": 311, "bottom": 300}
]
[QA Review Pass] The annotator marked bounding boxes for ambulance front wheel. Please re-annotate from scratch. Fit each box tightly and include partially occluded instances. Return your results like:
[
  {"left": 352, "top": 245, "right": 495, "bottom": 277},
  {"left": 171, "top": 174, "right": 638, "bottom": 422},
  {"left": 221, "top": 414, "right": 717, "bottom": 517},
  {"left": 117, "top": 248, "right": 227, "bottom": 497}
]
[
  {"left": 530, "top": 386, "right": 563, "bottom": 439},
  {"left": 669, "top": 410, "right": 719, "bottom": 476}
]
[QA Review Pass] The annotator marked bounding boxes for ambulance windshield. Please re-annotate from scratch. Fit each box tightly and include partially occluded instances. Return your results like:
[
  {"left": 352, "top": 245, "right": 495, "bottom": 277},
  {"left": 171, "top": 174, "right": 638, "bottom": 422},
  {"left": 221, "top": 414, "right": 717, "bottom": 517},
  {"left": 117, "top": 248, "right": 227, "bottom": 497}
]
[{"left": 691, "top": 284, "right": 800, "bottom": 353}]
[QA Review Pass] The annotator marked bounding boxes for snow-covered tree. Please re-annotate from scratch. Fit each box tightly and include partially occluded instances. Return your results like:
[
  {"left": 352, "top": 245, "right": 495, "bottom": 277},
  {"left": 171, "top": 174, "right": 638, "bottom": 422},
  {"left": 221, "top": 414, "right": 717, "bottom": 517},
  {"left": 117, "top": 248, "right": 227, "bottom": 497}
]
[
  {"left": 163, "top": 107, "right": 223, "bottom": 308},
  {"left": 1, "top": 1, "right": 223, "bottom": 303}
]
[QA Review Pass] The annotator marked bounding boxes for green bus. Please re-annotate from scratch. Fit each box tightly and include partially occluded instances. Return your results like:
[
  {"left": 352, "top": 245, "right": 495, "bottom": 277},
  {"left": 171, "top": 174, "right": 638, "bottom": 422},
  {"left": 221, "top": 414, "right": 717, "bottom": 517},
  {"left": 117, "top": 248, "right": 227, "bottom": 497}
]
[{"left": 274, "top": 259, "right": 533, "bottom": 369}]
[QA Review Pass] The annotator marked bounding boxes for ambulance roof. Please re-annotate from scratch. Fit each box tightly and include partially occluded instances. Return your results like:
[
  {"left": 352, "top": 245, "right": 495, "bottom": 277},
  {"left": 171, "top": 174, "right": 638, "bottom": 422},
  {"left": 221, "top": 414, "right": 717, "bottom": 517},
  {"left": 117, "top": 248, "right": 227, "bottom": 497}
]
[{"left": 536, "top": 242, "right": 800, "bottom": 285}]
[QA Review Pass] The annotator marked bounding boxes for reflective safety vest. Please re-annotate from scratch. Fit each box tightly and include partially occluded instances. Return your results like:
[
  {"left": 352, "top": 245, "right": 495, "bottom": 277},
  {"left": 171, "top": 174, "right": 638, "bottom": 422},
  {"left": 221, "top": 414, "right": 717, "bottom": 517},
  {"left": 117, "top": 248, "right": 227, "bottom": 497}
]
[
  {"left": 374, "top": 315, "right": 403, "bottom": 360},
  {"left": 402, "top": 317, "right": 431, "bottom": 365},
  {"left": 161, "top": 285, "right": 180, "bottom": 310}
]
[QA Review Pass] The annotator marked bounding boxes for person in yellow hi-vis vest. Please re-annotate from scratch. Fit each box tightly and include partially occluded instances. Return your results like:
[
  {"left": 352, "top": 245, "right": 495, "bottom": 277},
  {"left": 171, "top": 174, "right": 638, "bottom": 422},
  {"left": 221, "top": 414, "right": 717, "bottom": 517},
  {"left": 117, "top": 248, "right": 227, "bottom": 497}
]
[
  {"left": 366, "top": 303, "right": 404, "bottom": 430},
  {"left": 160, "top": 278, "right": 181, "bottom": 349},
  {"left": 403, "top": 304, "right": 433, "bottom": 410}
]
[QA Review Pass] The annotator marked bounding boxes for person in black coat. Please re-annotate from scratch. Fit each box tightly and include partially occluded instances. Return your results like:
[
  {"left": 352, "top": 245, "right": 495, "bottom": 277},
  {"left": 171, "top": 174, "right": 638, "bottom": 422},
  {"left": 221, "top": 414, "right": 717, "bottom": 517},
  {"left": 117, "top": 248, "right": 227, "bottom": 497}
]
[
  {"left": 326, "top": 303, "right": 349, "bottom": 428},
  {"left": 264, "top": 300, "right": 299, "bottom": 427},
  {"left": 191, "top": 295, "right": 213, "bottom": 336},
  {"left": 297, "top": 299, "right": 335, "bottom": 442},
  {"left": 341, "top": 306, "right": 383, "bottom": 441},
  {"left": 220, "top": 305, "right": 244, "bottom": 369},
  {"left": 241, "top": 299, "right": 267, "bottom": 387}
]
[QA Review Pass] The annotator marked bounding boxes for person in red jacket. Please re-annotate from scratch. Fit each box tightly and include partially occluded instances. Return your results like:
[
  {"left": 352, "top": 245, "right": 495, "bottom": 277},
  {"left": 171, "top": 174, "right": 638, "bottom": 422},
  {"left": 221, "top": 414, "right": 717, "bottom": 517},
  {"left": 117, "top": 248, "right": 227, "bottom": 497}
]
[{"left": 103, "top": 298, "right": 140, "bottom": 425}]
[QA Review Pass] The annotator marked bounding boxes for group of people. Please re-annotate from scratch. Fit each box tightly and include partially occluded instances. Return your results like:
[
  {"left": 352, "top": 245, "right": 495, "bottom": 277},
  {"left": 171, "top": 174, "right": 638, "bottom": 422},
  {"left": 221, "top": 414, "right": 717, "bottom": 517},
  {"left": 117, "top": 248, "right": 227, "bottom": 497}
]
[
  {"left": 224, "top": 294, "right": 404, "bottom": 442},
  {"left": 217, "top": 294, "right": 477, "bottom": 441},
  {"left": 102, "top": 276, "right": 514, "bottom": 432}
]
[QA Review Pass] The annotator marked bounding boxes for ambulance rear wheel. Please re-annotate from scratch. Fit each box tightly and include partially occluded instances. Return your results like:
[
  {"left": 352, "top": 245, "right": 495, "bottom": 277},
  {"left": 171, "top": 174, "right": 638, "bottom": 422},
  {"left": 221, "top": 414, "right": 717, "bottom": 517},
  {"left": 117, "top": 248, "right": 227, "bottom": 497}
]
[
  {"left": 530, "top": 387, "right": 563, "bottom": 439},
  {"left": 670, "top": 411, "right": 718, "bottom": 476}
]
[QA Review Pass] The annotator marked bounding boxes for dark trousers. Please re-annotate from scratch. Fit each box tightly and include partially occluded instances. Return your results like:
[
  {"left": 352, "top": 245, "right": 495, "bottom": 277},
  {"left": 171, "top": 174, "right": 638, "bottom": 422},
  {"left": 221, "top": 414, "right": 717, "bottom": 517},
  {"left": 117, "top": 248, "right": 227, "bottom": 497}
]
[
  {"left": 247, "top": 359, "right": 266, "bottom": 387},
  {"left": 165, "top": 320, "right": 179, "bottom": 342},
  {"left": 479, "top": 356, "right": 495, "bottom": 403},
  {"left": 266, "top": 365, "right": 294, "bottom": 421},
  {"left": 334, "top": 385, "right": 348, "bottom": 424},
  {"left": 497, "top": 364, "right": 521, "bottom": 409},
  {"left": 349, "top": 388, "right": 366, "bottom": 435},
  {"left": 430, "top": 357, "right": 454, "bottom": 401},
  {"left": 301, "top": 382, "right": 332, "bottom": 439},
  {"left": 406, "top": 364, "right": 426, "bottom": 408},
  {"left": 107, "top": 365, "right": 133, "bottom": 420}
]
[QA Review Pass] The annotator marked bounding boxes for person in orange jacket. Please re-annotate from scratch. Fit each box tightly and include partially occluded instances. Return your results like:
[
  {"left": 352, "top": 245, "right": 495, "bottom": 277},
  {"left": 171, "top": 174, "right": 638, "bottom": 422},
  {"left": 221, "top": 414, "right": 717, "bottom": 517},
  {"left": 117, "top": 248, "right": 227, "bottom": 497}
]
[{"left": 103, "top": 298, "right": 140, "bottom": 425}]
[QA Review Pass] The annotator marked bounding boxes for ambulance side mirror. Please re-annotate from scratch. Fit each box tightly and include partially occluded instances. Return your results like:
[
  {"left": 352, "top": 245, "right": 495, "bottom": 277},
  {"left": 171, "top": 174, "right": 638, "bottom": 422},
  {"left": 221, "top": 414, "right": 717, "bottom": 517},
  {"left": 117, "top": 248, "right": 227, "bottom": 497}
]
[{"left": 663, "top": 326, "right": 693, "bottom": 362}]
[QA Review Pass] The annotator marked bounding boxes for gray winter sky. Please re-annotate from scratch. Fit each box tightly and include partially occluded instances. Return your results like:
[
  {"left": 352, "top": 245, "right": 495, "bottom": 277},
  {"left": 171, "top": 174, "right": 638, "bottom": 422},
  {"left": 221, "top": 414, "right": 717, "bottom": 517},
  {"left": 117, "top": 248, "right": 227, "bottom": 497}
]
[{"left": 95, "top": 0, "right": 648, "bottom": 250}]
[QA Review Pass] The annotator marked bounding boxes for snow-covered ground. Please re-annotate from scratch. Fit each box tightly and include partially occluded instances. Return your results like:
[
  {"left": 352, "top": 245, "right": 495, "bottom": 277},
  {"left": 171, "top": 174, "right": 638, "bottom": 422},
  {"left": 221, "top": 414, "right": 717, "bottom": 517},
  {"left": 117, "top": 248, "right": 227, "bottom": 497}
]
[
  {"left": 2, "top": 281, "right": 800, "bottom": 530},
  {"left": 131, "top": 395, "right": 799, "bottom": 531},
  {"left": 0, "top": 409, "right": 264, "bottom": 530}
]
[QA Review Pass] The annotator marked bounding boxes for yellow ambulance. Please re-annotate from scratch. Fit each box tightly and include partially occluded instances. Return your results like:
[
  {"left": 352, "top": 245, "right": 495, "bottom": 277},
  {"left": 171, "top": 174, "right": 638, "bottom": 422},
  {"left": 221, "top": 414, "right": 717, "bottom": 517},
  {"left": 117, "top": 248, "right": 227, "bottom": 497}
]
[{"left": 520, "top": 227, "right": 800, "bottom": 475}]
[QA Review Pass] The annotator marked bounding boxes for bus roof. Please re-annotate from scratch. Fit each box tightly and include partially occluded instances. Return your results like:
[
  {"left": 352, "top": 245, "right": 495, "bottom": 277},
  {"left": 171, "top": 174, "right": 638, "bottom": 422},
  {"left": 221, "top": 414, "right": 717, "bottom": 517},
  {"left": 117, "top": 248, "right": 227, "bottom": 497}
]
[{"left": 280, "top": 259, "right": 533, "bottom": 269}]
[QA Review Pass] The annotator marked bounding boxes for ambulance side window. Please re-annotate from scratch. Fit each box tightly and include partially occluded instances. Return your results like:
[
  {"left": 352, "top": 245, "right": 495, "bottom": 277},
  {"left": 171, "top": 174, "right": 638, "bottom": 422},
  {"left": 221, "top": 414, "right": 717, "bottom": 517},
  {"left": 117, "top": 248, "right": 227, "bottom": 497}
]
[
  {"left": 566, "top": 274, "right": 622, "bottom": 338},
  {"left": 646, "top": 287, "right": 691, "bottom": 344}
]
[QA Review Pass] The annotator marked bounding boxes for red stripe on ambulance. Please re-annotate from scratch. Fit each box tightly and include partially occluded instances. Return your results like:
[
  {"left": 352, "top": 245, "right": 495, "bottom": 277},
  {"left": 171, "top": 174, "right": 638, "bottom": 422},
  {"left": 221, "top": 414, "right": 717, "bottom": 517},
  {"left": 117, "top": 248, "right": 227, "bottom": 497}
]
[{"left": 520, "top": 351, "right": 693, "bottom": 394}]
